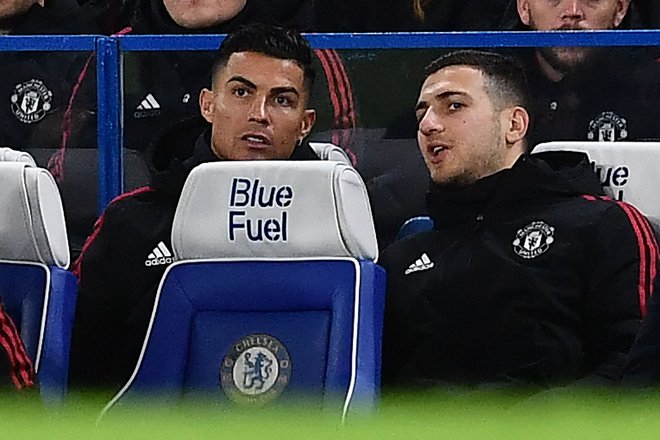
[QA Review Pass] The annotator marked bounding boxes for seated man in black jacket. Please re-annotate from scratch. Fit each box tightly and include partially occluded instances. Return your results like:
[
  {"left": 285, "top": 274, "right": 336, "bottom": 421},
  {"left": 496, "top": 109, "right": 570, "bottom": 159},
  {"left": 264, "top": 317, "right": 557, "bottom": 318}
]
[
  {"left": 381, "top": 50, "right": 658, "bottom": 390},
  {"left": 69, "top": 23, "right": 319, "bottom": 395}
]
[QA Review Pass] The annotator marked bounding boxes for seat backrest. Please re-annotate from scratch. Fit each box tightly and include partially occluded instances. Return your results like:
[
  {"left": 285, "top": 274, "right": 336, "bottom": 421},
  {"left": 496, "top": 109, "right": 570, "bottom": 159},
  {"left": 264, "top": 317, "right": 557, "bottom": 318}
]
[
  {"left": 0, "top": 162, "right": 77, "bottom": 404},
  {"left": 0, "top": 147, "right": 37, "bottom": 166},
  {"left": 396, "top": 216, "right": 434, "bottom": 240},
  {"left": 309, "top": 142, "right": 353, "bottom": 165},
  {"left": 105, "top": 161, "right": 385, "bottom": 419},
  {"left": 533, "top": 141, "right": 660, "bottom": 225}
]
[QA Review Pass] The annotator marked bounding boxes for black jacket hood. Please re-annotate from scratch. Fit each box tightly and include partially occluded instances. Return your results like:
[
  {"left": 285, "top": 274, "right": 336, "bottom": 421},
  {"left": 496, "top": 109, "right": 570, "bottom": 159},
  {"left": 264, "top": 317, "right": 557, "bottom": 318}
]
[
  {"left": 427, "top": 151, "right": 605, "bottom": 228},
  {"left": 7, "top": 0, "right": 106, "bottom": 34}
]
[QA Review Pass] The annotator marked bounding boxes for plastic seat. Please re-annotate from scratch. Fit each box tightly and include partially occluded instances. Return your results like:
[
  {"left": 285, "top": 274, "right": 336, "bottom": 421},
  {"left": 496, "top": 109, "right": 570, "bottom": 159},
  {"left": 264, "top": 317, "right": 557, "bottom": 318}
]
[
  {"left": 103, "top": 160, "right": 386, "bottom": 420},
  {"left": 0, "top": 161, "right": 77, "bottom": 405}
]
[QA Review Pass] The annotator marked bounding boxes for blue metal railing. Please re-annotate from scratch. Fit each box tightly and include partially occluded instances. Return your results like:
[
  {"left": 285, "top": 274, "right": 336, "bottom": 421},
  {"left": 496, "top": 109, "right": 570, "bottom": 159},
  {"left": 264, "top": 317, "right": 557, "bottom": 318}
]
[{"left": 1, "top": 31, "right": 659, "bottom": 212}]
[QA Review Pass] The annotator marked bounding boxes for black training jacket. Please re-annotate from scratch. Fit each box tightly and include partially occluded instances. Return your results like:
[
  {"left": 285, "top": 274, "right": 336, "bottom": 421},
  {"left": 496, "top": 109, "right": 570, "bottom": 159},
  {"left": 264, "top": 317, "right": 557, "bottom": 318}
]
[
  {"left": 380, "top": 152, "right": 658, "bottom": 389},
  {"left": 69, "top": 126, "right": 319, "bottom": 395}
]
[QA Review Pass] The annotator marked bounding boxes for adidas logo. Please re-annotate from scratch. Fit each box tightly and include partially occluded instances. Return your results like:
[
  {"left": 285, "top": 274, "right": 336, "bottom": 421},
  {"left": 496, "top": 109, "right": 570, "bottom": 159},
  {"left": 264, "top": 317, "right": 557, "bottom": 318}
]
[
  {"left": 144, "top": 241, "right": 173, "bottom": 267},
  {"left": 134, "top": 93, "right": 161, "bottom": 118},
  {"left": 404, "top": 253, "right": 434, "bottom": 275},
  {"left": 137, "top": 94, "right": 160, "bottom": 110}
]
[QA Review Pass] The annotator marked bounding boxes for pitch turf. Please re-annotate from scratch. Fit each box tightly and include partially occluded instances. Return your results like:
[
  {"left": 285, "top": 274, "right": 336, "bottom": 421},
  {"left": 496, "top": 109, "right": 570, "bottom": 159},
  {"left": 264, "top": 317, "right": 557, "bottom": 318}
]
[{"left": 2, "top": 388, "right": 660, "bottom": 439}]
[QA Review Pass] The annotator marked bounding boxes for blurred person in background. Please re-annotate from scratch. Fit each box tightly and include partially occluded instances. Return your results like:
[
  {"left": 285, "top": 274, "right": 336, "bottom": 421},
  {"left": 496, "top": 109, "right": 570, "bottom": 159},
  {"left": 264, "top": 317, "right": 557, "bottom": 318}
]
[
  {"left": 0, "top": 0, "right": 107, "bottom": 259},
  {"left": 316, "top": 0, "right": 509, "bottom": 32},
  {"left": 501, "top": 0, "right": 660, "bottom": 147}
]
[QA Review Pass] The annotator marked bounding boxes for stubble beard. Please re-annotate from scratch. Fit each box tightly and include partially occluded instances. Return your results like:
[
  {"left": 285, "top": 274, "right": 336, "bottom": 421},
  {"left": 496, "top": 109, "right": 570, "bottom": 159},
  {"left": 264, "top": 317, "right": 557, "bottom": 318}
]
[{"left": 429, "top": 118, "right": 507, "bottom": 188}]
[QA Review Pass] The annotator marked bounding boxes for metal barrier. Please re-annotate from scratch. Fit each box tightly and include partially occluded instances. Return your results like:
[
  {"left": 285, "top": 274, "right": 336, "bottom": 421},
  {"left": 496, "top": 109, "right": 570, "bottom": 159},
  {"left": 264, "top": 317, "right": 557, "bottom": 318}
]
[{"left": 1, "top": 31, "right": 659, "bottom": 212}]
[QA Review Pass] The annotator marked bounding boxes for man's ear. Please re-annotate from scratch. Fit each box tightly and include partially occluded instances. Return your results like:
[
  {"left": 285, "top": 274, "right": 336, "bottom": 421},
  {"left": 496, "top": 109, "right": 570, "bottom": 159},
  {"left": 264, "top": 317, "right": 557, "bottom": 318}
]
[
  {"left": 199, "top": 88, "right": 214, "bottom": 123},
  {"left": 613, "top": 0, "right": 631, "bottom": 28},
  {"left": 299, "top": 109, "right": 317, "bottom": 141},
  {"left": 504, "top": 106, "right": 530, "bottom": 146},
  {"left": 517, "top": 0, "right": 531, "bottom": 26}
]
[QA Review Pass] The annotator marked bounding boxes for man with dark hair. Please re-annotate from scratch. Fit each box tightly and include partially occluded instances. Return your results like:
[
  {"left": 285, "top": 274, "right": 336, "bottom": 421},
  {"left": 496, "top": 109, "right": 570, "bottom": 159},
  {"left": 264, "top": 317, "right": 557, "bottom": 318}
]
[
  {"left": 69, "top": 23, "right": 319, "bottom": 394},
  {"left": 381, "top": 49, "right": 658, "bottom": 390},
  {"left": 500, "top": 0, "right": 660, "bottom": 146}
]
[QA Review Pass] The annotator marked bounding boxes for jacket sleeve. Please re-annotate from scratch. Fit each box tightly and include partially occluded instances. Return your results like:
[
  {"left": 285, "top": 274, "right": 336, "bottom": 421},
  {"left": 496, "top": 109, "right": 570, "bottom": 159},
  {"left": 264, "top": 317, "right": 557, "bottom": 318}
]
[
  {"left": 68, "top": 200, "right": 135, "bottom": 392},
  {"left": 582, "top": 202, "right": 659, "bottom": 383},
  {"left": 0, "top": 300, "right": 35, "bottom": 391}
]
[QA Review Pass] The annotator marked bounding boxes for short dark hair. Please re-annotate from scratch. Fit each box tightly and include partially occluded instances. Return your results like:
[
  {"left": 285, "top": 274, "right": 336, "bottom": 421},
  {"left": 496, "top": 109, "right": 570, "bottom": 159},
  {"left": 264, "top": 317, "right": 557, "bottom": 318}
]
[
  {"left": 211, "top": 23, "right": 315, "bottom": 93},
  {"left": 425, "top": 50, "right": 530, "bottom": 112}
]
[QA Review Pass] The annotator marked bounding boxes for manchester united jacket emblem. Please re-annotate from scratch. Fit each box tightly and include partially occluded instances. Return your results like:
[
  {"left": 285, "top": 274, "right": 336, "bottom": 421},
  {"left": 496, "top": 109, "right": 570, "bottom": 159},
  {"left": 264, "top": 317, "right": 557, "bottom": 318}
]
[
  {"left": 587, "top": 111, "right": 628, "bottom": 142},
  {"left": 10, "top": 79, "right": 53, "bottom": 124},
  {"left": 512, "top": 221, "right": 555, "bottom": 259}
]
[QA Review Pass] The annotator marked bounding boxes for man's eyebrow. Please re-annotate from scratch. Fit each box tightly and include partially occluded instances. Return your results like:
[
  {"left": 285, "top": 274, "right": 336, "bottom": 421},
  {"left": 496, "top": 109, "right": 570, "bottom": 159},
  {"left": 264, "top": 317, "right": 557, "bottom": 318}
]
[
  {"left": 227, "top": 76, "right": 257, "bottom": 89},
  {"left": 270, "top": 86, "right": 300, "bottom": 97},
  {"left": 416, "top": 90, "right": 468, "bottom": 112}
]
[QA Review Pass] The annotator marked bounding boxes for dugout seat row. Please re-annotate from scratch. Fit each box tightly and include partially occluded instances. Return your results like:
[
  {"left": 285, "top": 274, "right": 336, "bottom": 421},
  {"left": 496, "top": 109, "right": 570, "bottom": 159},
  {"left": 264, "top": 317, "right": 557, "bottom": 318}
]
[
  {"left": 102, "top": 160, "right": 386, "bottom": 419},
  {"left": 0, "top": 144, "right": 386, "bottom": 416},
  {"left": 0, "top": 150, "right": 77, "bottom": 405}
]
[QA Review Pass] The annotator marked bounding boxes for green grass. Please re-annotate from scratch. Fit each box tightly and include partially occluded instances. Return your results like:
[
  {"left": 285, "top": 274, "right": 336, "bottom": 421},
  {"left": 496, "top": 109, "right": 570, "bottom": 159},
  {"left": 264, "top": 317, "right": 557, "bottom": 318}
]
[{"left": 2, "top": 389, "right": 660, "bottom": 439}]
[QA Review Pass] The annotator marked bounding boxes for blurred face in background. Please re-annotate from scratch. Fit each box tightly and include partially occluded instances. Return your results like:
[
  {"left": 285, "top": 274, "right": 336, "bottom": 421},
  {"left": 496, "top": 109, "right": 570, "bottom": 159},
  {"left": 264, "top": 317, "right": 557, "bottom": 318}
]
[
  {"left": 0, "top": 0, "right": 40, "bottom": 26},
  {"left": 517, "top": 0, "right": 630, "bottom": 74},
  {"left": 163, "top": 0, "right": 247, "bottom": 28}
]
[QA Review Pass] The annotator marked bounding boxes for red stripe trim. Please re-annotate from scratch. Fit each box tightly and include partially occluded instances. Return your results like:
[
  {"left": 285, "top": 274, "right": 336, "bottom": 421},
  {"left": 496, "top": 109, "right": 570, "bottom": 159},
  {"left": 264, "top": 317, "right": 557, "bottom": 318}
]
[
  {"left": 327, "top": 49, "right": 357, "bottom": 128},
  {"left": 620, "top": 202, "right": 659, "bottom": 301},
  {"left": 314, "top": 49, "right": 359, "bottom": 165},
  {"left": 0, "top": 335, "right": 20, "bottom": 388},
  {"left": 322, "top": 49, "right": 351, "bottom": 129},
  {"left": 614, "top": 201, "right": 649, "bottom": 316},
  {"left": 0, "top": 313, "right": 21, "bottom": 389},
  {"left": 315, "top": 49, "right": 342, "bottom": 126},
  {"left": 2, "top": 307, "right": 34, "bottom": 388},
  {"left": 72, "top": 186, "right": 154, "bottom": 280},
  {"left": 582, "top": 194, "right": 657, "bottom": 317},
  {"left": 0, "top": 308, "right": 33, "bottom": 389}
]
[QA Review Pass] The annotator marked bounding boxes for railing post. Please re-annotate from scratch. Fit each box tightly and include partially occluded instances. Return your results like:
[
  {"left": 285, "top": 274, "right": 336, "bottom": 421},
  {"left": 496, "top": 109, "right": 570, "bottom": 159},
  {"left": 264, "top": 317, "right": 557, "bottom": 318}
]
[{"left": 96, "top": 36, "right": 123, "bottom": 214}]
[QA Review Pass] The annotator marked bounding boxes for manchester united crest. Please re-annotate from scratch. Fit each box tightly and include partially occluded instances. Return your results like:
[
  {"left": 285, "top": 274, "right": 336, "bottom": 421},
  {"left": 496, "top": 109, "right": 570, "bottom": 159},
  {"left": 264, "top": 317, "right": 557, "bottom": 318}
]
[
  {"left": 512, "top": 221, "right": 555, "bottom": 259},
  {"left": 10, "top": 79, "right": 53, "bottom": 124},
  {"left": 220, "top": 334, "right": 291, "bottom": 405},
  {"left": 587, "top": 111, "right": 628, "bottom": 142}
]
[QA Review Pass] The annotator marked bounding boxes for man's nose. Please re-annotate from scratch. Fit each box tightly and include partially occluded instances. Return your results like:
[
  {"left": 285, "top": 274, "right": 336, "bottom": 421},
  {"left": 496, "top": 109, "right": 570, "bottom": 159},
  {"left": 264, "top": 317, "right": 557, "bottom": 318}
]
[
  {"left": 248, "top": 95, "right": 268, "bottom": 123},
  {"left": 560, "top": 0, "right": 585, "bottom": 24},
  {"left": 418, "top": 108, "right": 443, "bottom": 135}
]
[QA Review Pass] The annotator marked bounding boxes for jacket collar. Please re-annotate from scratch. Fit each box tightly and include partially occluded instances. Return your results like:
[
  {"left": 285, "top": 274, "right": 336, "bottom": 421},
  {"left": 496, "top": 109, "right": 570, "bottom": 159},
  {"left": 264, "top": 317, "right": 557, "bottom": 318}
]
[{"left": 427, "top": 152, "right": 604, "bottom": 229}]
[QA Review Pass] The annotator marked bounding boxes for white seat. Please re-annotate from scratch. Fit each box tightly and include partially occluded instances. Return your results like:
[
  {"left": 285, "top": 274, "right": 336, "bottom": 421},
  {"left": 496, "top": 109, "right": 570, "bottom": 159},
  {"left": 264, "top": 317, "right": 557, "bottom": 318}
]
[
  {"left": 309, "top": 142, "right": 352, "bottom": 166},
  {"left": 172, "top": 160, "right": 377, "bottom": 260},
  {"left": 0, "top": 162, "right": 69, "bottom": 267},
  {"left": 0, "top": 147, "right": 37, "bottom": 167}
]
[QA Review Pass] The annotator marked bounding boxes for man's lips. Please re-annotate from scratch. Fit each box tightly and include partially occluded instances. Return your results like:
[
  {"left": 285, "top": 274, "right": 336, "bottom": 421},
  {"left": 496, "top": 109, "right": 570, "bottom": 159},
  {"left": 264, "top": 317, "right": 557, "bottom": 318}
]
[
  {"left": 240, "top": 133, "right": 272, "bottom": 148},
  {"left": 427, "top": 143, "right": 450, "bottom": 163}
]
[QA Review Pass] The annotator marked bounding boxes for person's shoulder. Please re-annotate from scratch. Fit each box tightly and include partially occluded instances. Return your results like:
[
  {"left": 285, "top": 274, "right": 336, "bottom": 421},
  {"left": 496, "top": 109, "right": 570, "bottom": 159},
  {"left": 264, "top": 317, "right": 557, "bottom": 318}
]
[
  {"left": 102, "top": 185, "right": 173, "bottom": 219},
  {"left": 380, "top": 231, "right": 438, "bottom": 270}
]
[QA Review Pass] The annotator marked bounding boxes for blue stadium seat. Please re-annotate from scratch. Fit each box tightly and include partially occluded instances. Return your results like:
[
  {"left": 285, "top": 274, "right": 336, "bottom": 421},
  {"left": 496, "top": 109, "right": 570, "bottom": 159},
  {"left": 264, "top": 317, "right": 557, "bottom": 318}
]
[
  {"left": 396, "top": 216, "right": 434, "bottom": 240},
  {"left": 103, "top": 161, "right": 385, "bottom": 419},
  {"left": 0, "top": 160, "right": 77, "bottom": 404}
]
